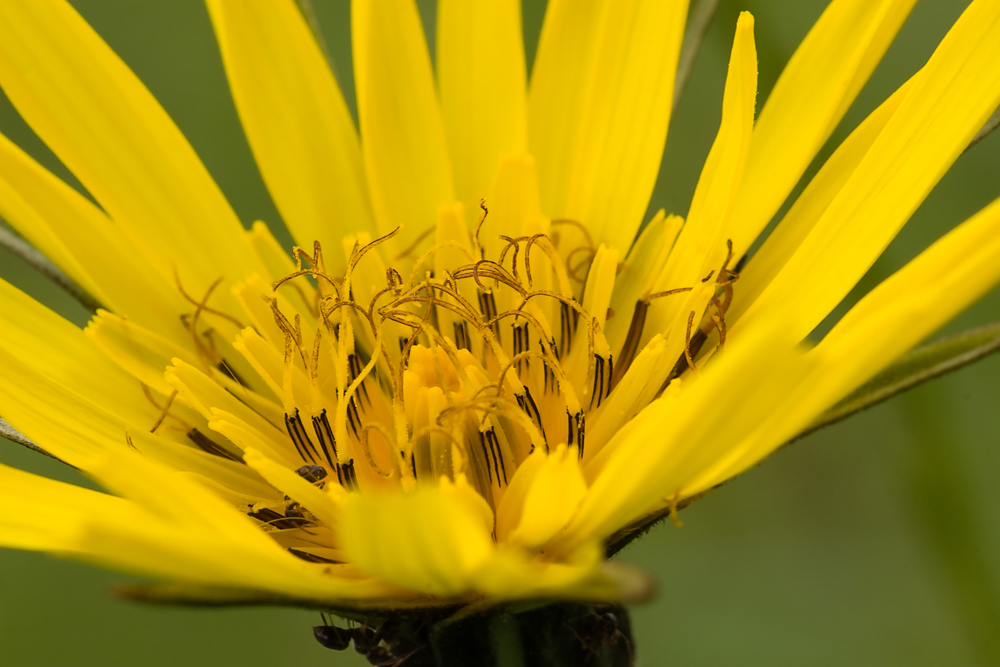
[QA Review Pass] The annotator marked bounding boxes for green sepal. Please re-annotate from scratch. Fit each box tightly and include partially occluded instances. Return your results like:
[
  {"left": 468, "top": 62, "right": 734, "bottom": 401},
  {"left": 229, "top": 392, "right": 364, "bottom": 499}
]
[{"left": 801, "top": 322, "right": 1000, "bottom": 439}]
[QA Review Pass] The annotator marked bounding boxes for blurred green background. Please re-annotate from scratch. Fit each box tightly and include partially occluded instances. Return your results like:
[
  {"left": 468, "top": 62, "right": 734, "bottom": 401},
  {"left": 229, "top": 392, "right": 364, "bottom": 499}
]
[{"left": 2, "top": 0, "right": 999, "bottom": 664}]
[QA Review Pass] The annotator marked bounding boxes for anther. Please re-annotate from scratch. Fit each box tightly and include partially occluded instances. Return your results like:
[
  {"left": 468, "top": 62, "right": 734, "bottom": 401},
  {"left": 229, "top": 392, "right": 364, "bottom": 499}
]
[
  {"left": 684, "top": 311, "right": 699, "bottom": 374},
  {"left": 311, "top": 410, "right": 340, "bottom": 474},
  {"left": 453, "top": 321, "right": 470, "bottom": 351},
  {"left": 188, "top": 428, "right": 242, "bottom": 462},
  {"left": 285, "top": 410, "right": 320, "bottom": 463},
  {"left": 288, "top": 548, "right": 340, "bottom": 564}
]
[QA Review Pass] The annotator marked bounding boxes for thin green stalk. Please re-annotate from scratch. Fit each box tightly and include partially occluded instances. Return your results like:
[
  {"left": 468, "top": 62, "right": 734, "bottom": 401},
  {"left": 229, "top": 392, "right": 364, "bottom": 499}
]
[
  {"left": 0, "top": 225, "right": 101, "bottom": 313},
  {"left": 673, "top": 0, "right": 721, "bottom": 112}
]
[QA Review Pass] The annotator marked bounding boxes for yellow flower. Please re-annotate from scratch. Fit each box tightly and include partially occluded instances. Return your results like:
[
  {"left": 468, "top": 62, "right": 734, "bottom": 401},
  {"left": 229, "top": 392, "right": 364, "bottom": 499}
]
[{"left": 0, "top": 0, "right": 999, "bottom": 614}]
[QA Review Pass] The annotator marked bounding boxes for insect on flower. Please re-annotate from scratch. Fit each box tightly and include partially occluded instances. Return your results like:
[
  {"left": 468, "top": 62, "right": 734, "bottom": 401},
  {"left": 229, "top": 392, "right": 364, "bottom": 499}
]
[{"left": 0, "top": 0, "right": 999, "bottom": 663}]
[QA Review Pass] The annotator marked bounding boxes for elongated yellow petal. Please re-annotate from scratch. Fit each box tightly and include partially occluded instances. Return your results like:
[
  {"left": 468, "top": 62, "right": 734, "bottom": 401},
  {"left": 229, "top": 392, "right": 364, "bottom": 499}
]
[
  {"left": 0, "top": 279, "right": 152, "bottom": 423},
  {"left": 85, "top": 310, "right": 198, "bottom": 397},
  {"left": 0, "top": 344, "right": 270, "bottom": 502},
  {"left": 828, "top": 197, "right": 1000, "bottom": 355},
  {"left": 730, "top": 77, "right": 914, "bottom": 325},
  {"left": 735, "top": 0, "right": 1000, "bottom": 343},
  {"left": 584, "top": 335, "right": 673, "bottom": 462},
  {"left": 728, "top": 0, "right": 917, "bottom": 256},
  {"left": 643, "top": 13, "right": 756, "bottom": 342},
  {"left": 694, "top": 195, "right": 1000, "bottom": 492},
  {"left": 352, "top": 0, "right": 454, "bottom": 254},
  {"left": 0, "top": 462, "right": 139, "bottom": 553},
  {"left": 70, "top": 448, "right": 398, "bottom": 601},
  {"left": 0, "top": 0, "right": 263, "bottom": 299},
  {"left": 529, "top": 0, "right": 688, "bottom": 252},
  {"left": 604, "top": 211, "right": 683, "bottom": 353},
  {"left": 167, "top": 358, "right": 286, "bottom": 448},
  {"left": 495, "top": 448, "right": 547, "bottom": 541},
  {"left": 207, "top": 0, "right": 375, "bottom": 274},
  {"left": 474, "top": 543, "right": 652, "bottom": 603},
  {"left": 556, "top": 324, "right": 812, "bottom": 553},
  {"left": 508, "top": 445, "right": 586, "bottom": 550},
  {"left": 438, "top": 0, "right": 526, "bottom": 203},
  {"left": 0, "top": 133, "right": 187, "bottom": 336}
]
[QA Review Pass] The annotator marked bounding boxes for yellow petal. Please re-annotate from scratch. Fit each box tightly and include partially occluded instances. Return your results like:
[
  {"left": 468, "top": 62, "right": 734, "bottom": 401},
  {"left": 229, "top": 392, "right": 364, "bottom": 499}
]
[
  {"left": 0, "top": 134, "right": 188, "bottom": 338},
  {"left": 529, "top": 0, "right": 688, "bottom": 252},
  {"left": 0, "top": 342, "right": 271, "bottom": 502},
  {"left": 735, "top": 0, "right": 1000, "bottom": 343},
  {"left": 495, "top": 448, "right": 547, "bottom": 542},
  {"left": 206, "top": 0, "right": 375, "bottom": 274},
  {"left": 85, "top": 310, "right": 197, "bottom": 397},
  {"left": 488, "top": 154, "right": 543, "bottom": 241},
  {"left": 604, "top": 211, "right": 683, "bottom": 353},
  {"left": 0, "top": 462, "right": 134, "bottom": 553},
  {"left": 557, "top": 324, "right": 812, "bottom": 552},
  {"left": 0, "top": 0, "right": 263, "bottom": 299},
  {"left": 643, "top": 13, "right": 757, "bottom": 342},
  {"left": 352, "top": 0, "right": 454, "bottom": 254},
  {"left": 437, "top": 0, "right": 526, "bottom": 203},
  {"left": 474, "top": 543, "right": 652, "bottom": 603},
  {"left": 74, "top": 449, "right": 394, "bottom": 601},
  {"left": 340, "top": 486, "right": 494, "bottom": 597},
  {"left": 166, "top": 358, "right": 286, "bottom": 447},
  {"left": 691, "top": 198, "right": 1000, "bottom": 490},
  {"left": 728, "top": 0, "right": 917, "bottom": 256},
  {"left": 0, "top": 279, "right": 152, "bottom": 423},
  {"left": 584, "top": 335, "right": 673, "bottom": 463},
  {"left": 729, "top": 76, "right": 915, "bottom": 325},
  {"left": 508, "top": 445, "right": 587, "bottom": 551},
  {"left": 209, "top": 412, "right": 298, "bottom": 470}
]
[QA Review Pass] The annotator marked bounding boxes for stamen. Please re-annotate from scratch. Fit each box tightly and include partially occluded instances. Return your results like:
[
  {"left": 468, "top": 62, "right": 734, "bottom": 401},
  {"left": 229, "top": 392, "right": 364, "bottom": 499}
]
[
  {"left": 187, "top": 428, "right": 242, "bottom": 462},
  {"left": 472, "top": 200, "right": 489, "bottom": 260},
  {"left": 550, "top": 218, "right": 595, "bottom": 252},
  {"left": 683, "top": 311, "right": 699, "bottom": 374},
  {"left": 359, "top": 424, "right": 395, "bottom": 478},
  {"left": 566, "top": 410, "right": 586, "bottom": 458},
  {"left": 285, "top": 411, "right": 317, "bottom": 463},
  {"left": 515, "top": 386, "right": 547, "bottom": 450},
  {"left": 342, "top": 459, "right": 360, "bottom": 491},
  {"left": 351, "top": 227, "right": 401, "bottom": 273},
  {"left": 453, "top": 321, "right": 471, "bottom": 351},
  {"left": 148, "top": 390, "right": 179, "bottom": 433},
  {"left": 478, "top": 291, "right": 501, "bottom": 341},
  {"left": 310, "top": 410, "right": 340, "bottom": 473},
  {"left": 289, "top": 548, "right": 341, "bottom": 564},
  {"left": 174, "top": 272, "right": 244, "bottom": 329},
  {"left": 566, "top": 246, "right": 597, "bottom": 284},
  {"left": 590, "top": 354, "right": 605, "bottom": 409},
  {"left": 247, "top": 506, "right": 307, "bottom": 531},
  {"left": 394, "top": 226, "right": 436, "bottom": 262}
]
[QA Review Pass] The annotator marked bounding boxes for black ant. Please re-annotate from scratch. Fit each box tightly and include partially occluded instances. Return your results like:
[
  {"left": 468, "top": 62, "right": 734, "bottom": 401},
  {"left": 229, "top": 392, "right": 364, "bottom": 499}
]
[
  {"left": 565, "top": 607, "right": 634, "bottom": 666},
  {"left": 313, "top": 615, "right": 423, "bottom": 666}
]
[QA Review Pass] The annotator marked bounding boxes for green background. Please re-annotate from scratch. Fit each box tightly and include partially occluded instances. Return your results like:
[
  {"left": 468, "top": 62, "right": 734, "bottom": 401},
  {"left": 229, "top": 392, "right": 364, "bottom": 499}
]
[{"left": 2, "top": 0, "right": 999, "bottom": 664}]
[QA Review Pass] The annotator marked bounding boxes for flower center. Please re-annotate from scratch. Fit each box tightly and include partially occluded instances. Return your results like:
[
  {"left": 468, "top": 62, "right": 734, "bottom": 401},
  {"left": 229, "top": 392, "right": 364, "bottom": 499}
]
[
  {"left": 253, "top": 206, "right": 633, "bottom": 514},
  {"left": 153, "top": 202, "right": 739, "bottom": 553}
]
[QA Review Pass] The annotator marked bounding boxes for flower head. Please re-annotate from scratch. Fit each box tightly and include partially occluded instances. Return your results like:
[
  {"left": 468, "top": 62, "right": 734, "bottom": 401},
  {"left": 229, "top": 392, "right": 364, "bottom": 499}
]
[{"left": 1, "top": 0, "right": 1000, "bottom": 615}]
